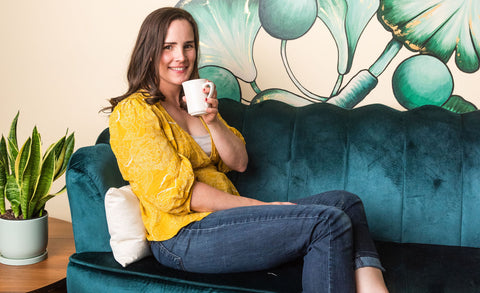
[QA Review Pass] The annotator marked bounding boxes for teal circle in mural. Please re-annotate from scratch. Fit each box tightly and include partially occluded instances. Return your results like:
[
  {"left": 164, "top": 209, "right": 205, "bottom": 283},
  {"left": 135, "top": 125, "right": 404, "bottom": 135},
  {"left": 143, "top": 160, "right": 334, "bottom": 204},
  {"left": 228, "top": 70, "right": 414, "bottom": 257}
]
[
  {"left": 199, "top": 66, "right": 241, "bottom": 102},
  {"left": 259, "top": 0, "right": 317, "bottom": 40},
  {"left": 392, "top": 55, "right": 453, "bottom": 109}
]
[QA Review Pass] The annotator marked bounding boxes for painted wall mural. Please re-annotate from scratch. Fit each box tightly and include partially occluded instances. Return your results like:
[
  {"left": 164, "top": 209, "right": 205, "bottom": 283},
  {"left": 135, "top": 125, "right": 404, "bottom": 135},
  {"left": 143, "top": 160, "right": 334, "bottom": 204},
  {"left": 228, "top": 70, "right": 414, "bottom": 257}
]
[{"left": 176, "top": 0, "right": 479, "bottom": 113}]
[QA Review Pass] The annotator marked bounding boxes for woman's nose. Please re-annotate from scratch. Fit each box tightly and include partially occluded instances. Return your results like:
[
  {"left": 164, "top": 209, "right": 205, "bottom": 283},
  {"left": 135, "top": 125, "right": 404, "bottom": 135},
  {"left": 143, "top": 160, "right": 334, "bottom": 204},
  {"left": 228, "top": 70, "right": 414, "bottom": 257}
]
[{"left": 174, "top": 48, "right": 186, "bottom": 61}]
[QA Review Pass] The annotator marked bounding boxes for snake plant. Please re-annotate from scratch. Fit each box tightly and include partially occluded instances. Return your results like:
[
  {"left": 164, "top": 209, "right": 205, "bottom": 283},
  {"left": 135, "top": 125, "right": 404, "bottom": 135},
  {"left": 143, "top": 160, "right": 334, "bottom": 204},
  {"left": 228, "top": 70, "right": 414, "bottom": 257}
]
[{"left": 0, "top": 112, "right": 74, "bottom": 219}]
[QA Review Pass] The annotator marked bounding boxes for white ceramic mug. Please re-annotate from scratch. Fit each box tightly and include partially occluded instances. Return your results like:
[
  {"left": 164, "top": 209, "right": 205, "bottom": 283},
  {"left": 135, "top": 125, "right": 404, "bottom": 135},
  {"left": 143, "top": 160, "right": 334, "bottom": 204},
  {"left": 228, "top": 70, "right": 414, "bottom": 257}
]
[{"left": 182, "top": 79, "right": 215, "bottom": 116}]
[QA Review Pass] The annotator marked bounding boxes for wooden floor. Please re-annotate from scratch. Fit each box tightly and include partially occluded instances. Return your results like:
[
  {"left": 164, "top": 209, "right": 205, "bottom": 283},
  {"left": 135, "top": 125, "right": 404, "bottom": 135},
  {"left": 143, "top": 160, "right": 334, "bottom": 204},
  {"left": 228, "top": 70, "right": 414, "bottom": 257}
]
[{"left": 0, "top": 218, "right": 75, "bottom": 293}]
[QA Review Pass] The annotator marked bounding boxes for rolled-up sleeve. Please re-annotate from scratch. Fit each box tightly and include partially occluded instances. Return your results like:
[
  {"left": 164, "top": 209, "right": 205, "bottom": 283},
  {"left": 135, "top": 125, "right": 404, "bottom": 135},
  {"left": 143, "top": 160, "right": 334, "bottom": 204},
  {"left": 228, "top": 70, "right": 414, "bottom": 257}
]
[{"left": 109, "top": 98, "right": 194, "bottom": 215}]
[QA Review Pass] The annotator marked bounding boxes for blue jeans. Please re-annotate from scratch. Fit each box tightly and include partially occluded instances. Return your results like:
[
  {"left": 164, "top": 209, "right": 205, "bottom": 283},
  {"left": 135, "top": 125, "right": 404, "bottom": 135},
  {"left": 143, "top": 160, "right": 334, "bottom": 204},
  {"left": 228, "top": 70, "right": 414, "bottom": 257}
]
[{"left": 150, "top": 191, "right": 384, "bottom": 293}]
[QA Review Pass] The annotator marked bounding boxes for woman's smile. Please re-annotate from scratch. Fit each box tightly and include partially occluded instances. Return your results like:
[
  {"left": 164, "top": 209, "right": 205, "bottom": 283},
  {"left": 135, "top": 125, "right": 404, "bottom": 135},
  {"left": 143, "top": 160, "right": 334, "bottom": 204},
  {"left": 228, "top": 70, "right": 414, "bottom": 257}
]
[{"left": 158, "top": 19, "right": 197, "bottom": 92}]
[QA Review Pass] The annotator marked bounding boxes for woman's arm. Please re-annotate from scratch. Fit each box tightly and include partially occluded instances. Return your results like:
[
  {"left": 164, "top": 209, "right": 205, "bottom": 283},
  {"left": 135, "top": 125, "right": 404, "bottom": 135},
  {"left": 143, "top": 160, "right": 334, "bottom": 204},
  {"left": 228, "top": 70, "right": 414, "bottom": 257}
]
[
  {"left": 110, "top": 97, "right": 196, "bottom": 215},
  {"left": 201, "top": 85, "right": 248, "bottom": 172},
  {"left": 190, "top": 181, "right": 294, "bottom": 213},
  {"left": 206, "top": 117, "right": 248, "bottom": 172}
]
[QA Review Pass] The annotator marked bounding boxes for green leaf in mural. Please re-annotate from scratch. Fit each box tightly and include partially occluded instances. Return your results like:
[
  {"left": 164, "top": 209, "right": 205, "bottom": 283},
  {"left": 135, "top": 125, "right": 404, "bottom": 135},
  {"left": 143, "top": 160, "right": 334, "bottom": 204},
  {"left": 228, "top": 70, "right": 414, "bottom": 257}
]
[
  {"left": 316, "top": 0, "right": 348, "bottom": 75},
  {"left": 441, "top": 95, "right": 478, "bottom": 113},
  {"left": 199, "top": 66, "right": 241, "bottom": 102},
  {"left": 317, "top": 0, "right": 379, "bottom": 76},
  {"left": 251, "top": 88, "right": 314, "bottom": 107},
  {"left": 176, "top": 0, "right": 261, "bottom": 83},
  {"left": 378, "top": 0, "right": 480, "bottom": 73},
  {"left": 345, "top": 0, "right": 380, "bottom": 71},
  {"left": 259, "top": 0, "right": 317, "bottom": 40}
]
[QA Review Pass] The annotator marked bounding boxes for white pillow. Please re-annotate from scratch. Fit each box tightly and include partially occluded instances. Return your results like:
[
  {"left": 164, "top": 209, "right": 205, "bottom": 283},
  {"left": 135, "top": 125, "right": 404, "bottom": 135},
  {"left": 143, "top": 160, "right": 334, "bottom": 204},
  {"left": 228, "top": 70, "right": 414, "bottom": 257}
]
[{"left": 104, "top": 185, "right": 151, "bottom": 267}]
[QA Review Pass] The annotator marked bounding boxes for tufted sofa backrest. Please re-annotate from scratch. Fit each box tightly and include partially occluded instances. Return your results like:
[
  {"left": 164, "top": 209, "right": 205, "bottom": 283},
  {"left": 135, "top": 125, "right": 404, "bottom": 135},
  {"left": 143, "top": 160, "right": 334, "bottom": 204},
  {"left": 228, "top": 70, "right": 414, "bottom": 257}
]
[
  {"left": 66, "top": 99, "right": 480, "bottom": 253},
  {"left": 219, "top": 100, "right": 480, "bottom": 248}
]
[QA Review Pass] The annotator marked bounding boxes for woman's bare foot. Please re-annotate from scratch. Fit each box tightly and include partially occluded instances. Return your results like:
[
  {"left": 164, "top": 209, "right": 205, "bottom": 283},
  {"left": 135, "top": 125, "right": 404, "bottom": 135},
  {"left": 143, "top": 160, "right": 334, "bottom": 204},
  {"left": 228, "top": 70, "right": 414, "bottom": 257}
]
[{"left": 355, "top": 267, "right": 389, "bottom": 293}]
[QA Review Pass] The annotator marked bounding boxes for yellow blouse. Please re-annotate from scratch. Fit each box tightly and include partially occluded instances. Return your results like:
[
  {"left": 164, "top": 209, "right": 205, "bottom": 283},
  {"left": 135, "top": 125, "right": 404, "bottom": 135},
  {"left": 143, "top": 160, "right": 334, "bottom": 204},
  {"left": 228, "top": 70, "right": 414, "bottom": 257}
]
[{"left": 109, "top": 92, "right": 244, "bottom": 241}]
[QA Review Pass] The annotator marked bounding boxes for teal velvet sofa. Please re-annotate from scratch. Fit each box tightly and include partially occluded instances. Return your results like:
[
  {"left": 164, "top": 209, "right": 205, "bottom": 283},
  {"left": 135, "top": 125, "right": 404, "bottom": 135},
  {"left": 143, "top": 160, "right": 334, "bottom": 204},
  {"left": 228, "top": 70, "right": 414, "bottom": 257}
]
[{"left": 66, "top": 99, "right": 480, "bottom": 292}]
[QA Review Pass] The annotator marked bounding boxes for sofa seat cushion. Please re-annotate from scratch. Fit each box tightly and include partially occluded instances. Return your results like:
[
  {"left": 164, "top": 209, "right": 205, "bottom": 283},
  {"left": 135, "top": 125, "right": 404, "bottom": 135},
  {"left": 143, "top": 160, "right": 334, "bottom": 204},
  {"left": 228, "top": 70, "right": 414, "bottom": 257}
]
[
  {"left": 377, "top": 241, "right": 480, "bottom": 293},
  {"left": 68, "top": 241, "right": 480, "bottom": 292},
  {"left": 68, "top": 252, "right": 303, "bottom": 292}
]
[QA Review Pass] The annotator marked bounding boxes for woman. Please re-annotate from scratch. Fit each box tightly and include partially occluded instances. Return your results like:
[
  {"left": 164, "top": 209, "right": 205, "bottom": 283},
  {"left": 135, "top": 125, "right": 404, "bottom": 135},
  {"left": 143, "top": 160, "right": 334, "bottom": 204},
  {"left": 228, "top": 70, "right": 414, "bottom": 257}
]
[{"left": 106, "top": 7, "right": 388, "bottom": 293}]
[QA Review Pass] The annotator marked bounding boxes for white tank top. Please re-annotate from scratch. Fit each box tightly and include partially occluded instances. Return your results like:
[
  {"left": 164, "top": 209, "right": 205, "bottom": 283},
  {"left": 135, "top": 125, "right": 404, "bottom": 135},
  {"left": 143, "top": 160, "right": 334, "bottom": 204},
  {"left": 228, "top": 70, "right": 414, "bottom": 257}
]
[{"left": 192, "top": 134, "right": 212, "bottom": 156}]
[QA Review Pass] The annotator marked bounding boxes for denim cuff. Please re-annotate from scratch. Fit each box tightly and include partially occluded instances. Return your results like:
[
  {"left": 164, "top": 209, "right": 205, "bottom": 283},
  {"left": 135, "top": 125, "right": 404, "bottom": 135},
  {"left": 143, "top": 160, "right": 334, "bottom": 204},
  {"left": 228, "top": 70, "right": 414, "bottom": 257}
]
[{"left": 355, "top": 256, "right": 386, "bottom": 272}]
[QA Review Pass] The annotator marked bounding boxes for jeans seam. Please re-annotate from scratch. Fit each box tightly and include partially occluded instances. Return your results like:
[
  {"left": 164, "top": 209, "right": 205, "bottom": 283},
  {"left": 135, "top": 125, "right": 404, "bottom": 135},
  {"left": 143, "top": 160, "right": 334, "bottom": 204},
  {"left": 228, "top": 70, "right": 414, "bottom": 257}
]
[
  {"left": 327, "top": 219, "right": 333, "bottom": 293},
  {"left": 153, "top": 241, "right": 186, "bottom": 271},
  {"left": 182, "top": 215, "right": 330, "bottom": 233}
]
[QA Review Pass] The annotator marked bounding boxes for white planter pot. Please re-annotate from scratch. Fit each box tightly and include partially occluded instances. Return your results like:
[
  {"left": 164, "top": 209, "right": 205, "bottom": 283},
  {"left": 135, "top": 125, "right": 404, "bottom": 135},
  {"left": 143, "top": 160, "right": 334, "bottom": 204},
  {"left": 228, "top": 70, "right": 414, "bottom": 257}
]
[{"left": 0, "top": 212, "right": 48, "bottom": 266}]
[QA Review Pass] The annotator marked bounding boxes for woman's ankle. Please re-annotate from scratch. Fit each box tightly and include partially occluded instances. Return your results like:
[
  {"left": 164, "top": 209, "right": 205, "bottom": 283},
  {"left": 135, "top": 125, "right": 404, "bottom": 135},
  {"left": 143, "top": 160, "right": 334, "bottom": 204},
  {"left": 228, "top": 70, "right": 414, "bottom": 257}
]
[{"left": 355, "top": 267, "right": 389, "bottom": 293}]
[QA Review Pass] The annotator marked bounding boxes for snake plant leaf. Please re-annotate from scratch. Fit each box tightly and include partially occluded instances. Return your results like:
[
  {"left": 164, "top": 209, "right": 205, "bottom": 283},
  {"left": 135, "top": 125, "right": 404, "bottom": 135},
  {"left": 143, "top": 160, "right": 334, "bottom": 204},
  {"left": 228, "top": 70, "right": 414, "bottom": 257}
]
[
  {"left": 28, "top": 147, "right": 55, "bottom": 219},
  {"left": 57, "top": 133, "right": 74, "bottom": 180},
  {"left": 33, "top": 185, "right": 67, "bottom": 217},
  {"left": 176, "top": 0, "right": 261, "bottom": 82},
  {"left": 15, "top": 138, "right": 31, "bottom": 185},
  {"left": 51, "top": 136, "right": 66, "bottom": 179},
  {"left": 0, "top": 136, "right": 8, "bottom": 170},
  {"left": 33, "top": 194, "right": 54, "bottom": 218},
  {"left": 19, "top": 127, "right": 42, "bottom": 218},
  {"left": 0, "top": 136, "right": 8, "bottom": 214},
  {"left": 28, "top": 127, "right": 42, "bottom": 198},
  {"left": 43, "top": 139, "right": 56, "bottom": 161},
  {"left": 15, "top": 138, "right": 32, "bottom": 216},
  {"left": 0, "top": 157, "right": 6, "bottom": 215},
  {"left": 8, "top": 112, "right": 19, "bottom": 155},
  {"left": 7, "top": 112, "right": 20, "bottom": 175},
  {"left": 5, "top": 174, "right": 20, "bottom": 218},
  {"left": 378, "top": 0, "right": 480, "bottom": 73},
  {"left": 1, "top": 112, "right": 74, "bottom": 219}
]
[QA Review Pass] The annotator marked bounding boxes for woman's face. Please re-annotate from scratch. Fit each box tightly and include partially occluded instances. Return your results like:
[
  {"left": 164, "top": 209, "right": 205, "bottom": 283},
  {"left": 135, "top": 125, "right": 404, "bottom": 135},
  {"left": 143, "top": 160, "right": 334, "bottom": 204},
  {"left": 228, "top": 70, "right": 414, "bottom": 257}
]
[{"left": 158, "top": 19, "right": 197, "bottom": 93}]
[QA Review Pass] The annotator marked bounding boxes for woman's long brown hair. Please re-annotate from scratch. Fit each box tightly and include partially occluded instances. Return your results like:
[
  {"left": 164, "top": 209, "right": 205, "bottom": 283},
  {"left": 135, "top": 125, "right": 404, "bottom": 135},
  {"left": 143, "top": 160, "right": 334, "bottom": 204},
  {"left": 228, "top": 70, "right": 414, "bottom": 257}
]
[{"left": 102, "top": 7, "right": 200, "bottom": 113}]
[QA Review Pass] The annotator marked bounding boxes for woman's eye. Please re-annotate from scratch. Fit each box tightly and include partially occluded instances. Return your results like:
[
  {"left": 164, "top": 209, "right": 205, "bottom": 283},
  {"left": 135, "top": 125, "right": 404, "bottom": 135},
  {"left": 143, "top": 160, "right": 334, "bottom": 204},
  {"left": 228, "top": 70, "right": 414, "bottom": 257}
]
[{"left": 163, "top": 45, "right": 172, "bottom": 50}]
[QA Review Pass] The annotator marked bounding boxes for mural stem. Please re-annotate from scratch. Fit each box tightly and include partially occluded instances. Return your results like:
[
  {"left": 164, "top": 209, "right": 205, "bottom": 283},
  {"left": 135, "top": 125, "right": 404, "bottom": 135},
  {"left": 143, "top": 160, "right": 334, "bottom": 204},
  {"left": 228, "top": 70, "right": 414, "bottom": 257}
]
[
  {"left": 330, "top": 75, "right": 344, "bottom": 97},
  {"left": 250, "top": 81, "right": 261, "bottom": 94},
  {"left": 369, "top": 38, "right": 403, "bottom": 77},
  {"left": 280, "top": 40, "right": 327, "bottom": 102},
  {"left": 328, "top": 70, "right": 378, "bottom": 109}
]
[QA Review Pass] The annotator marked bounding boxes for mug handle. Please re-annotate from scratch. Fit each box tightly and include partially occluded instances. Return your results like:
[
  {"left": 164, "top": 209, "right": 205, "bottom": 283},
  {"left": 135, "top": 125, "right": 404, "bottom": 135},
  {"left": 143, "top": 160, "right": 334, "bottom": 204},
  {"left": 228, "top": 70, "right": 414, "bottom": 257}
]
[{"left": 203, "top": 81, "right": 215, "bottom": 99}]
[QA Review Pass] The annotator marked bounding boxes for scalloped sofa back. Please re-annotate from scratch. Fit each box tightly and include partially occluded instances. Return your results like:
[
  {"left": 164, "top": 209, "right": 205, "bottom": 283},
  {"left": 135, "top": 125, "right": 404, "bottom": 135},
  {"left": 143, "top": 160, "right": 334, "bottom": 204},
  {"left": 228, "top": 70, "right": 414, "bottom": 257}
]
[{"left": 66, "top": 100, "right": 480, "bottom": 292}]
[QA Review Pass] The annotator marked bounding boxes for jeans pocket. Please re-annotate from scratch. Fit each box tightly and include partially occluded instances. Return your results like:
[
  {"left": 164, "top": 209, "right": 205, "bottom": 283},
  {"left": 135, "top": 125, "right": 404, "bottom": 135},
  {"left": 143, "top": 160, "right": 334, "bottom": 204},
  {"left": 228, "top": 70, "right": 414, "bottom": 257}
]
[{"left": 150, "top": 241, "right": 185, "bottom": 271}]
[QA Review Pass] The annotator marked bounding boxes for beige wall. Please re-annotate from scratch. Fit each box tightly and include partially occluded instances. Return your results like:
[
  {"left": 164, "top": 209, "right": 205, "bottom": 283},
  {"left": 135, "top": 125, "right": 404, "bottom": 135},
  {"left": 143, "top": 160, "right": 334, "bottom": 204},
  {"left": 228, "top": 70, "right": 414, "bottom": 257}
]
[
  {"left": 2, "top": 1, "right": 479, "bottom": 222},
  {"left": 0, "top": 0, "right": 177, "bottom": 221}
]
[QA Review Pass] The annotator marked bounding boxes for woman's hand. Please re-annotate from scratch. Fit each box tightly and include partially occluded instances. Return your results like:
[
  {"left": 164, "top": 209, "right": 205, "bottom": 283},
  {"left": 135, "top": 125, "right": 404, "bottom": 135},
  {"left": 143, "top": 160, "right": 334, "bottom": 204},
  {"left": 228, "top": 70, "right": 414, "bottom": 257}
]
[
  {"left": 202, "top": 81, "right": 219, "bottom": 124},
  {"left": 267, "top": 202, "right": 297, "bottom": 205},
  {"left": 196, "top": 80, "right": 249, "bottom": 172}
]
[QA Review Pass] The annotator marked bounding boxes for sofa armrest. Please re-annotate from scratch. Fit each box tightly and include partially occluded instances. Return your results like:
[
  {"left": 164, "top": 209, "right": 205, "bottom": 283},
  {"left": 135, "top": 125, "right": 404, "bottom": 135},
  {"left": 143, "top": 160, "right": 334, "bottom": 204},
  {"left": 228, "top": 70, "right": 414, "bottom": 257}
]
[{"left": 66, "top": 143, "right": 127, "bottom": 253}]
